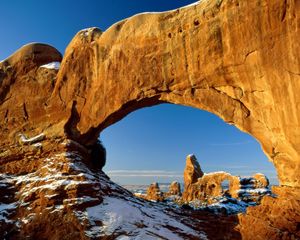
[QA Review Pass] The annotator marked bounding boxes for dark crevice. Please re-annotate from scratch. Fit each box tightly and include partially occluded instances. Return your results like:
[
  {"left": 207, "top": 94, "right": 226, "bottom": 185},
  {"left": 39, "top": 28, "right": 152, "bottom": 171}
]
[
  {"left": 194, "top": 19, "right": 200, "bottom": 26},
  {"left": 284, "top": 68, "right": 300, "bottom": 76},
  {"left": 281, "top": 0, "right": 287, "bottom": 22},
  {"left": 64, "top": 100, "right": 81, "bottom": 139},
  {"left": 22, "top": 103, "right": 29, "bottom": 121},
  {"left": 191, "top": 87, "right": 196, "bottom": 96},
  {"left": 0, "top": 95, "right": 12, "bottom": 105},
  {"left": 4, "top": 109, "right": 9, "bottom": 122}
]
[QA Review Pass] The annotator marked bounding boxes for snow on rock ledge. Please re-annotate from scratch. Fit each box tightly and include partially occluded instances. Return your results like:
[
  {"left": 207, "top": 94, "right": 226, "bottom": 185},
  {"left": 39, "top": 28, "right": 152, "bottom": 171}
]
[
  {"left": 40, "top": 61, "right": 61, "bottom": 70},
  {"left": 19, "top": 133, "right": 45, "bottom": 145}
]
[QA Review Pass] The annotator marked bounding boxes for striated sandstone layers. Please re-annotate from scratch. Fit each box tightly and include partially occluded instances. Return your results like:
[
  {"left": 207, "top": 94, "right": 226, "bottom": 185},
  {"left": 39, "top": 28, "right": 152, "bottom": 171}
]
[{"left": 0, "top": 0, "right": 299, "bottom": 239}]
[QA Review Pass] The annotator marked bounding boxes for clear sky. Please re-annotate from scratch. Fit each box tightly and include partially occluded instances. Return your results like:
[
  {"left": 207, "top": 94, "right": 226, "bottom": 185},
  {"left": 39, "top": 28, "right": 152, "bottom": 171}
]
[
  {"left": 0, "top": 0, "right": 197, "bottom": 60},
  {"left": 101, "top": 104, "right": 278, "bottom": 185},
  {"left": 1, "top": 1, "right": 277, "bottom": 185}
]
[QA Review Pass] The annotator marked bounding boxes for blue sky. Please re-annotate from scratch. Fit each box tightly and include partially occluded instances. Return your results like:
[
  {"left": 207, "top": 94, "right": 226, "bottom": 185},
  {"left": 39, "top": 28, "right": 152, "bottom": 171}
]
[
  {"left": 0, "top": 0, "right": 197, "bottom": 60},
  {"left": 101, "top": 104, "right": 278, "bottom": 185},
  {"left": 0, "top": 1, "right": 277, "bottom": 185}
]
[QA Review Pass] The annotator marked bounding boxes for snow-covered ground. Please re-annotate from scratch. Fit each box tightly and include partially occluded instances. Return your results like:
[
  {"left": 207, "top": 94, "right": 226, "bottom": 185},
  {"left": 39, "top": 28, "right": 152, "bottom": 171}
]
[
  {"left": 80, "top": 196, "right": 207, "bottom": 239},
  {"left": 0, "top": 144, "right": 208, "bottom": 239}
]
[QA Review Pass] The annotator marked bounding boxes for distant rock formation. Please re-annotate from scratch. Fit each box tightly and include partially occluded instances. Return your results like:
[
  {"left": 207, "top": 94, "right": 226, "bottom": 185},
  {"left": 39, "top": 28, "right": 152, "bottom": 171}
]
[
  {"left": 182, "top": 154, "right": 271, "bottom": 204},
  {"left": 183, "top": 170, "right": 235, "bottom": 203},
  {"left": 167, "top": 181, "right": 182, "bottom": 196},
  {"left": 183, "top": 154, "right": 204, "bottom": 188},
  {"left": 0, "top": 0, "right": 299, "bottom": 238},
  {"left": 145, "top": 182, "right": 164, "bottom": 202},
  {"left": 253, "top": 173, "right": 269, "bottom": 188},
  {"left": 140, "top": 154, "right": 271, "bottom": 210}
]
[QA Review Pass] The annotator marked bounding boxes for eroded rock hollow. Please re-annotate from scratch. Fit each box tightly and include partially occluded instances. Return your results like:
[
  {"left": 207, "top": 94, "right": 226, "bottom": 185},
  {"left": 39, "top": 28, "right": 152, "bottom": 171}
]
[{"left": 0, "top": 0, "right": 299, "bottom": 239}]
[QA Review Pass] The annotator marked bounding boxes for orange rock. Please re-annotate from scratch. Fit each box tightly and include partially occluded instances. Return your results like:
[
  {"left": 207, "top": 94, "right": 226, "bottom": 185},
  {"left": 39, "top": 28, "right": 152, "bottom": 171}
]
[
  {"left": 182, "top": 155, "right": 271, "bottom": 204},
  {"left": 238, "top": 186, "right": 300, "bottom": 239},
  {"left": 145, "top": 182, "right": 164, "bottom": 202},
  {"left": 167, "top": 181, "right": 182, "bottom": 196},
  {"left": 183, "top": 154, "right": 204, "bottom": 188},
  {"left": 0, "top": 0, "right": 299, "bottom": 238},
  {"left": 253, "top": 173, "right": 269, "bottom": 188}
]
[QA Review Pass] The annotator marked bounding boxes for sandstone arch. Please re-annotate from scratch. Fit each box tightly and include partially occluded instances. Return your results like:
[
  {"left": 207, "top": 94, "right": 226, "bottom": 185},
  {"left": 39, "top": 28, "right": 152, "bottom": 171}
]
[
  {"left": 0, "top": 0, "right": 299, "bottom": 238},
  {"left": 0, "top": 0, "right": 298, "bottom": 188},
  {"left": 48, "top": 0, "right": 299, "bottom": 188}
]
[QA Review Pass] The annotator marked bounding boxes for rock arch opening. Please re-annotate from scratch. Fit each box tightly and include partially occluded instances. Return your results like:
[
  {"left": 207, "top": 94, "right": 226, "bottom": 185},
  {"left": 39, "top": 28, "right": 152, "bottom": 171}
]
[
  {"left": 99, "top": 103, "right": 277, "bottom": 212},
  {"left": 0, "top": 0, "right": 298, "bottom": 238}
]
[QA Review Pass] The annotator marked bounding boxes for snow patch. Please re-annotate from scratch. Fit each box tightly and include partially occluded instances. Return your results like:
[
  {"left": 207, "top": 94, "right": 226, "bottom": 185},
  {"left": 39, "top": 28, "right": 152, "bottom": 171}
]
[
  {"left": 84, "top": 196, "right": 207, "bottom": 239},
  {"left": 203, "top": 171, "right": 229, "bottom": 176},
  {"left": 40, "top": 61, "right": 60, "bottom": 70},
  {"left": 19, "top": 133, "right": 45, "bottom": 145},
  {"left": 0, "top": 203, "right": 17, "bottom": 221},
  {"left": 207, "top": 200, "right": 248, "bottom": 215},
  {"left": 237, "top": 188, "right": 270, "bottom": 195},
  {"left": 63, "top": 196, "right": 98, "bottom": 205},
  {"left": 33, "top": 142, "right": 42, "bottom": 148}
]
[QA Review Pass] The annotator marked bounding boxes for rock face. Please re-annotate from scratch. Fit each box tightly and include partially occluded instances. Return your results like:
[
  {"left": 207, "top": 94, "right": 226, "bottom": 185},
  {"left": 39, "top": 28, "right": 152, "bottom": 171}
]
[
  {"left": 167, "top": 181, "right": 182, "bottom": 196},
  {"left": 238, "top": 186, "right": 300, "bottom": 240},
  {"left": 182, "top": 155, "right": 271, "bottom": 204},
  {"left": 142, "top": 181, "right": 182, "bottom": 202},
  {"left": 0, "top": 0, "right": 299, "bottom": 239},
  {"left": 145, "top": 182, "right": 164, "bottom": 202},
  {"left": 183, "top": 170, "right": 234, "bottom": 202},
  {"left": 0, "top": 43, "right": 62, "bottom": 146},
  {"left": 253, "top": 173, "right": 269, "bottom": 188},
  {"left": 183, "top": 154, "right": 204, "bottom": 188}
]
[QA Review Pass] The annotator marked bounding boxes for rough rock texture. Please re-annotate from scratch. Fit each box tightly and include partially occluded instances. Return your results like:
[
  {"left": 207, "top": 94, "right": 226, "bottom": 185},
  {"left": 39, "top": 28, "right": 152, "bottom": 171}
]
[
  {"left": 0, "top": 0, "right": 299, "bottom": 239},
  {"left": 184, "top": 154, "right": 204, "bottom": 189},
  {"left": 0, "top": 43, "right": 62, "bottom": 145},
  {"left": 253, "top": 173, "right": 269, "bottom": 188},
  {"left": 182, "top": 155, "right": 271, "bottom": 204},
  {"left": 46, "top": 0, "right": 299, "bottom": 189},
  {"left": 238, "top": 186, "right": 300, "bottom": 240},
  {"left": 183, "top": 170, "right": 235, "bottom": 202},
  {"left": 167, "top": 181, "right": 182, "bottom": 196},
  {"left": 145, "top": 182, "right": 164, "bottom": 202}
]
